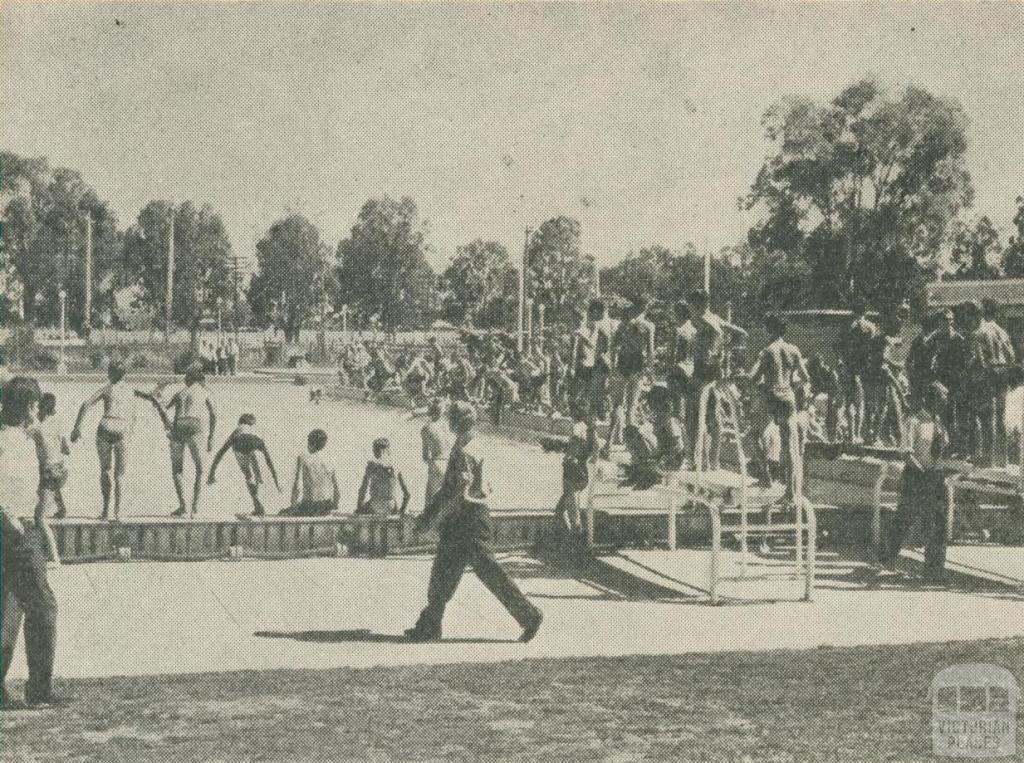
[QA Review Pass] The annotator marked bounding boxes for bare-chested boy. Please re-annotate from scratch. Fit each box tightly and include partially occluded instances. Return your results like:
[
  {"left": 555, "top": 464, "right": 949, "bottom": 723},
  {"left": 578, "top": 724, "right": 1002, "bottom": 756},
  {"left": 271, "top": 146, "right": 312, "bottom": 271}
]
[
  {"left": 356, "top": 437, "right": 411, "bottom": 516},
  {"left": 208, "top": 413, "right": 281, "bottom": 516},
  {"left": 687, "top": 290, "right": 748, "bottom": 469},
  {"left": 70, "top": 361, "right": 166, "bottom": 520},
  {"left": 421, "top": 399, "right": 452, "bottom": 509},
  {"left": 282, "top": 429, "right": 340, "bottom": 516},
  {"left": 747, "top": 315, "right": 809, "bottom": 500},
  {"left": 165, "top": 367, "right": 217, "bottom": 517}
]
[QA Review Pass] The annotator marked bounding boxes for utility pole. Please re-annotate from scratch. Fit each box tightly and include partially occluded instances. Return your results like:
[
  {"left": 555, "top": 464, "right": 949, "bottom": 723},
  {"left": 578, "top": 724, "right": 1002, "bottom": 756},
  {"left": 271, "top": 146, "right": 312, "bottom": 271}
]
[
  {"left": 704, "top": 236, "right": 711, "bottom": 295},
  {"left": 166, "top": 207, "right": 175, "bottom": 343},
  {"left": 517, "top": 227, "right": 530, "bottom": 353},
  {"left": 233, "top": 251, "right": 241, "bottom": 342},
  {"left": 84, "top": 213, "right": 92, "bottom": 337}
]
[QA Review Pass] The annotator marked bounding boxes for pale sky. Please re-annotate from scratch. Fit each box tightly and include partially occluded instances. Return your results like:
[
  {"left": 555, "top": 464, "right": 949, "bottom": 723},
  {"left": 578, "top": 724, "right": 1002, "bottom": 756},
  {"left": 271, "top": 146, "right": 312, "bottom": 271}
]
[{"left": 2, "top": 1, "right": 1023, "bottom": 273}]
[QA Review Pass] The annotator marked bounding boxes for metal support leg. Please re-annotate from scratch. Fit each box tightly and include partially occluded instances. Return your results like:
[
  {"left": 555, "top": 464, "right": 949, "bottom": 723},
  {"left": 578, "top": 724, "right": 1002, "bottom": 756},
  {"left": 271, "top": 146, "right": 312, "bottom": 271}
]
[
  {"left": 804, "top": 500, "right": 817, "bottom": 602},
  {"left": 586, "top": 462, "right": 596, "bottom": 550},
  {"left": 709, "top": 505, "right": 721, "bottom": 605},
  {"left": 794, "top": 499, "right": 804, "bottom": 573},
  {"left": 667, "top": 478, "right": 677, "bottom": 552}
]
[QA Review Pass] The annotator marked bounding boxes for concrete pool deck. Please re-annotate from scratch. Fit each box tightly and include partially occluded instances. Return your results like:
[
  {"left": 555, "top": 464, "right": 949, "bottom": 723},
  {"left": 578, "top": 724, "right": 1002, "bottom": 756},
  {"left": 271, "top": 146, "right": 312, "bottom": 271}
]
[{"left": 6, "top": 546, "right": 1022, "bottom": 681}]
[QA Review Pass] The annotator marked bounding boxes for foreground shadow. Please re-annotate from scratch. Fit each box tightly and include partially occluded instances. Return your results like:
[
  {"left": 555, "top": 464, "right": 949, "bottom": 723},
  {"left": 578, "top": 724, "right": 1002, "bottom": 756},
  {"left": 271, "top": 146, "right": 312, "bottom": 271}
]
[{"left": 254, "top": 629, "right": 516, "bottom": 645}]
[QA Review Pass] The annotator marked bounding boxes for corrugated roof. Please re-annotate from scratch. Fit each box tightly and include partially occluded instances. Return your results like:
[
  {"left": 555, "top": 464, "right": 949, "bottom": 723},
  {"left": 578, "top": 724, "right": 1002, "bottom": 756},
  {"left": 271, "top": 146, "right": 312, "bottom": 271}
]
[{"left": 927, "top": 279, "right": 1024, "bottom": 306}]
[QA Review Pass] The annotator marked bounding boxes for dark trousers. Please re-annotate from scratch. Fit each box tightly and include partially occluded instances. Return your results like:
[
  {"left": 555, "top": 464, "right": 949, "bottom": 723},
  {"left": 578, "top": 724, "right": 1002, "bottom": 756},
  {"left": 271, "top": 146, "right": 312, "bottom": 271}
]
[
  {"left": 1, "top": 533, "right": 57, "bottom": 703},
  {"left": 884, "top": 464, "right": 948, "bottom": 578},
  {"left": 972, "top": 389, "right": 1008, "bottom": 468},
  {"left": 414, "top": 506, "right": 539, "bottom": 636}
]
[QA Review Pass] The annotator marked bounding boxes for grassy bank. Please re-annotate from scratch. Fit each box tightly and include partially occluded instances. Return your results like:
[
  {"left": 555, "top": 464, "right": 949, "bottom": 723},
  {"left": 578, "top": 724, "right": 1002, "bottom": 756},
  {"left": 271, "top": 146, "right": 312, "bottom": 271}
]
[{"left": 3, "top": 638, "right": 1022, "bottom": 762}]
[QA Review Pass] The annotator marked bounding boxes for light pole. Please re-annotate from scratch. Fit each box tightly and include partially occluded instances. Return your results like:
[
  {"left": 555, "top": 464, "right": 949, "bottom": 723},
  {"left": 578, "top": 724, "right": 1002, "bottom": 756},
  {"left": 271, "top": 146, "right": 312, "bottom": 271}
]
[
  {"left": 84, "top": 213, "right": 93, "bottom": 337},
  {"left": 58, "top": 288, "right": 68, "bottom": 375},
  {"left": 517, "top": 227, "right": 531, "bottom": 353},
  {"left": 216, "top": 296, "right": 224, "bottom": 337},
  {"left": 165, "top": 206, "right": 175, "bottom": 343}
]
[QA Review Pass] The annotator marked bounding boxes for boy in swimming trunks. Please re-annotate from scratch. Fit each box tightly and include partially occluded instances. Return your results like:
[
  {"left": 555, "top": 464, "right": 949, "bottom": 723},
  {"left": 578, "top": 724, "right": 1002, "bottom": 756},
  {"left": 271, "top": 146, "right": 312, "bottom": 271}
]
[
  {"left": 421, "top": 399, "right": 451, "bottom": 510},
  {"left": 356, "top": 437, "right": 411, "bottom": 516},
  {"left": 283, "top": 429, "right": 340, "bottom": 516},
  {"left": 166, "top": 367, "right": 217, "bottom": 517},
  {"left": 402, "top": 353, "right": 434, "bottom": 410},
  {"left": 208, "top": 414, "right": 281, "bottom": 516},
  {"left": 70, "top": 361, "right": 165, "bottom": 521},
  {"left": 553, "top": 401, "right": 591, "bottom": 538},
  {"left": 646, "top": 385, "right": 686, "bottom": 472},
  {"left": 26, "top": 393, "right": 66, "bottom": 566},
  {"left": 747, "top": 315, "right": 809, "bottom": 500},
  {"left": 31, "top": 393, "right": 70, "bottom": 521}
]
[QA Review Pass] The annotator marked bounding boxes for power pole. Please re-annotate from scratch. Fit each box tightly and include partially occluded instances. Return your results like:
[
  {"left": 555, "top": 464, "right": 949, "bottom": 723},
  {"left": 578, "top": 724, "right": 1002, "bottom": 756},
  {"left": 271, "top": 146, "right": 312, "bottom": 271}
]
[
  {"left": 166, "top": 207, "right": 174, "bottom": 343},
  {"left": 84, "top": 213, "right": 93, "bottom": 336},
  {"left": 517, "top": 227, "right": 530, "bottom": 353},
  {"left": 703, "top": 234, "right": 711, "bottom": 295},
  {"left": 232, "top": 251, "right": 241, "bottom": 341}
]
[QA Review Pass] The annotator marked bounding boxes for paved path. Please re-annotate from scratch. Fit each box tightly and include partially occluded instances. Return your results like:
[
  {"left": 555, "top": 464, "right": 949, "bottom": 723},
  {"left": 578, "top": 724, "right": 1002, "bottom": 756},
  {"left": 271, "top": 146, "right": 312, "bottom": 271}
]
[{"left": 6, "top": 546, "right": 1023, "bottom": 681}]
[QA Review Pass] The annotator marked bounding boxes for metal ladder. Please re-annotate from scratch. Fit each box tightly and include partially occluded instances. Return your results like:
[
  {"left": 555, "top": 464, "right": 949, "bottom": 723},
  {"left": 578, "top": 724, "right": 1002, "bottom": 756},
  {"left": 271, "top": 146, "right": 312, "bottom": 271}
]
[{"left": 666, "top": 379, "right": 816, "bottom": 603}]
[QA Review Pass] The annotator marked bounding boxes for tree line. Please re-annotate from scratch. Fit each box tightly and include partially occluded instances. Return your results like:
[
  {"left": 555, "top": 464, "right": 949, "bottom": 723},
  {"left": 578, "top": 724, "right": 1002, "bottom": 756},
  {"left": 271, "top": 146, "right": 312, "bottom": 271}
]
[{"left": 4, "top": 78, "right": 1024, "bottom": 340}]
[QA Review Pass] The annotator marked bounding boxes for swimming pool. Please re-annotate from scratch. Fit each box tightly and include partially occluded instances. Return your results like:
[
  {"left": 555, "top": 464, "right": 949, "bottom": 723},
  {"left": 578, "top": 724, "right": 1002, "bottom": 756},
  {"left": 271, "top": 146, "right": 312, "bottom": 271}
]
[{"left": 38, "top": 380, "right": 562, "bottom": 520}]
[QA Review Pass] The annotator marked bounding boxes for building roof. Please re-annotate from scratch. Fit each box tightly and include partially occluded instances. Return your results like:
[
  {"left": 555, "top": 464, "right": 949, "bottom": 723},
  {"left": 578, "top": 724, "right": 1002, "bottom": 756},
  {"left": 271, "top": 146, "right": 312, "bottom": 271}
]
[{"left": 927, "top": 279, "right": 1024, "bottom": 307}]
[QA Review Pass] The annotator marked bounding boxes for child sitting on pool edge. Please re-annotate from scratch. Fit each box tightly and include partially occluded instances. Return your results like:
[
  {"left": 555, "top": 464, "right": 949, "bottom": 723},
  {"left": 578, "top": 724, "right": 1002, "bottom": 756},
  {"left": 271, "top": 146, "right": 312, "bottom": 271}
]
[
  {"left": 356, "top": 437, "right": 411, "bottom": 516},
  {"left": 281, "top": 429, "right": 340, "bottom": 516}
]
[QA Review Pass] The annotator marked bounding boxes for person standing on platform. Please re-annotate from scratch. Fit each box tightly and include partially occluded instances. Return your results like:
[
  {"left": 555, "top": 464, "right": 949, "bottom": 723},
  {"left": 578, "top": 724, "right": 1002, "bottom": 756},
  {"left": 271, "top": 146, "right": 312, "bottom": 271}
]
[
  {"left": 687, "top": 290, "right": 747, "bottom": 470},
  {"left": 805, "top": 354, "right": 841, "bottom": 442},
  {"left": 603, "top": 297, "right": 656, "bottom": 459},
  {"left": 1, "top": 376, "right": 62, "bottom": 709},
  {"left": 70, "top": 361, "right": 165, "bottom": 521},
  {"left": 746, "top": 315, "right": 809, "bottom": 500},
  {"left": 551, "top": 401, "right": 591, "bottom": 539},
  {"left": 905, "top": 313, "right": 939, "bottom": 406},
  {"left": 930, "top": 307, "right": 969, "bottom": 456},
  {"left": 405, "top": 402, "right": 543, "bottom": 643},
  {"left": 420, "top": 399, "right": 451, "bottom": 510},
  {"left": 838, "top": 300, "right": 878, "bottom": 444},
  {"left": 667, "top": 301, "right": 697, "bottom": 424},
  {"left": 974, "top": 298, "right": 1017, "bottom": 467},
  {"left": 867, "top": 315, "right": 908, "bottom": 447},
  {"left": 548, "top": 339, "right": 568, "bottom": 413},
  {"left": 166, "top": 367, "right": 217, "bottom": 517},
  {"left": 882, "top": 381, "right": 951, "bottom": 581},
  {"left": 571, "top": 300, "right": 614, "bottom": 457}
]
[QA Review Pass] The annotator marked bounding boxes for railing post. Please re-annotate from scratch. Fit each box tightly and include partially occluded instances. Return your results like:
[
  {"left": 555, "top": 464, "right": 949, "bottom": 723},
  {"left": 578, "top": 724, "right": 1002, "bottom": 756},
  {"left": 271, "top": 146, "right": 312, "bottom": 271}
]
[
  {"left": 586, "top": 462, "right": 596, "bottom": 549},
  {"left": 709, "top": 504, "right": 721, "bottom": 605}
]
